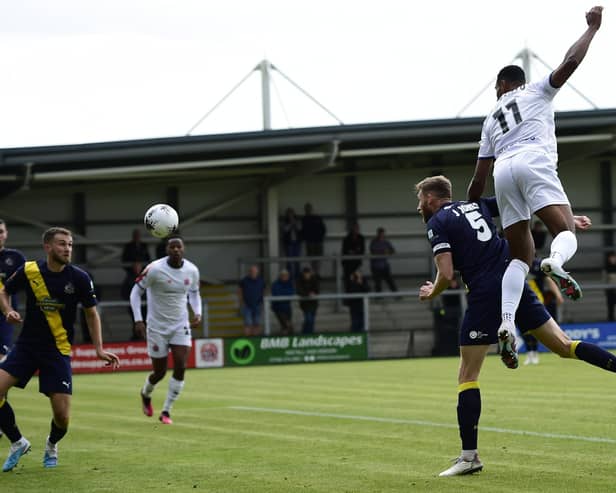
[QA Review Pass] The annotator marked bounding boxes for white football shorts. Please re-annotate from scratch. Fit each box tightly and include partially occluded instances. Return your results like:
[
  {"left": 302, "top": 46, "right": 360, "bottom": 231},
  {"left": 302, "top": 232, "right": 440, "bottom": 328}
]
[
  {"left": 146, "top": 325, "right": 192, "bottom": 358},
  {"left": 493, "top": 150, "right": 570, "bottom": 229}
]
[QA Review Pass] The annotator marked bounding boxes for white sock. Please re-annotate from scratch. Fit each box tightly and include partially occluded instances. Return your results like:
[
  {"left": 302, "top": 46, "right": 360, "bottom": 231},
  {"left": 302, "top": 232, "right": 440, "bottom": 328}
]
[
  {"left": 461, "top": 449, "right": 477, "bottom": 461},
  {"left": 142, "top": 377, "right": 156, "bottom": 398},
  {"left": 549, "top": 231, "right": 577, "bottom": 267},
  {"left": 501, "top": 259, "right": 529, "bottom": 322},
  {"left": 162, "top": 377, "right": 185, "bottom": 414}
]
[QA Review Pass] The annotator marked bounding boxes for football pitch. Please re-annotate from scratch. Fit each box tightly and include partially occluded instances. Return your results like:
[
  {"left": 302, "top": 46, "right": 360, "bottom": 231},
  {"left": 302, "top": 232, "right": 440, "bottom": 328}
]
[{"left": 2, "top": 354, "right": 615, "bottom": 492}]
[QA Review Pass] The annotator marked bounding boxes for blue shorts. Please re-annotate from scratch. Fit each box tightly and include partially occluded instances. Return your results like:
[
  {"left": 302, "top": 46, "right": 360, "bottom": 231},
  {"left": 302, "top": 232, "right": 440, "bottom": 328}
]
[
  {"left": 242, "top": 305, "right": 261, "bottom": 326},
  {"left": 461, "top": 281, "right": 550, "bottom": 346},
  {"left": 0, "top": 320, "right": 14, "bottom": 355},
  {"left": 0, "top": 343, "right": 72, "bottom": 395}
]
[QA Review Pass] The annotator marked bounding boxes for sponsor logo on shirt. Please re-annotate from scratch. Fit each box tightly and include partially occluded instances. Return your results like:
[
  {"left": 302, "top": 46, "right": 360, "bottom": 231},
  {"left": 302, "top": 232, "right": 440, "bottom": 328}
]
[
  {"left": 37, "top": 297, "right": 65, "bottom": 312},
  {"left": 469, "top": 330, "right": 488, "bottom": 340}
]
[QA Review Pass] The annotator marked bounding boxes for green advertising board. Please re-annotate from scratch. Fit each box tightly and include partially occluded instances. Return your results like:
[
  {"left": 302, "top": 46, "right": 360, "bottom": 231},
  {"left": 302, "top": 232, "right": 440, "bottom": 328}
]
[{"left": 224, "top": 333, "right": 368, "bottom": 367}]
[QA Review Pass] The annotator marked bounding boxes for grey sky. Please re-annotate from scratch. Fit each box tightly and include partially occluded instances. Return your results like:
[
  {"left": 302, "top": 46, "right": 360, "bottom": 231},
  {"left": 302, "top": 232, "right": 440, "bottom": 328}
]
[{"left": 0, "top": 0, "right": 613, "bottom": 147}]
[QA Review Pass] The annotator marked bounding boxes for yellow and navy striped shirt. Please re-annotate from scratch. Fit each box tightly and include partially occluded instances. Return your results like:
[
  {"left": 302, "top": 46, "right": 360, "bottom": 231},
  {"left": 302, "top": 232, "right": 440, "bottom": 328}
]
[{"left": 4, "top": 260, "right": 97, "bottom": 354}]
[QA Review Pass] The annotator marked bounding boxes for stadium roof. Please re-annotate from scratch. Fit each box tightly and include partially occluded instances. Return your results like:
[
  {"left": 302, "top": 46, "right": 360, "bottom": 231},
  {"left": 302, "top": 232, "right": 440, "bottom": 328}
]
[{"left": 0, "top": 109, "right": 615, "bottom": 194}]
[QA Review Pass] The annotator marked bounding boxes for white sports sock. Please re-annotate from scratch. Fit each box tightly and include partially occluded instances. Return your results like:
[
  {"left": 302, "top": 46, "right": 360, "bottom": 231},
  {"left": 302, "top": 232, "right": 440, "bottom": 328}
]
[
  {"left": 501, "top": 259, "right": 529, "bottom": 322},
  {"left": 461, "top": 449, "right": 477, "bottom": 461},
  {"left": 162, "top": 377, "right": 185, "bottom": 414},
  {"left": 549, "top": 231, "right": 577, "bottom": 267},
  {"left": 142, "top": 377, "right": 156, "bottom": 398}
]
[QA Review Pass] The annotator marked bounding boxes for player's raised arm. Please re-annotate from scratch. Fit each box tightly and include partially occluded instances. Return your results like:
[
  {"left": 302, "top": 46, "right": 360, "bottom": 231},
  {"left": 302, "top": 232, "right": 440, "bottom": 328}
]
[
  {"left": 550, "top": 6, "right": 603, "bottom": 88},
  {"left": 467, "top": 157, "right": 493, "bottom": 202}
]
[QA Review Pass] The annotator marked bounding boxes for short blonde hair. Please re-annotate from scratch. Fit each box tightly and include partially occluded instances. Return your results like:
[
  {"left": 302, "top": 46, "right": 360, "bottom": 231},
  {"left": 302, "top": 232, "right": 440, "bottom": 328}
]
[
  {"left": 43, "top": 227, "right": 72, "bottom": 244},
  {"left": 414, "top": 175, "right": 452, "bottom": 199}
]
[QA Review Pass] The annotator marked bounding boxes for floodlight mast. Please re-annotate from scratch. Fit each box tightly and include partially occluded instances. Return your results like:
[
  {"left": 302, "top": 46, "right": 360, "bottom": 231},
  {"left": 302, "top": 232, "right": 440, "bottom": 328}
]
[
  {"left": 517, "top": 47, "right": 533, "bottom": 82},
  {"left": 259, "top": 60, "right": 273, "bottom": 130},
  {"left": 186, "top": 59, "right": 343, "bottom": 135}
]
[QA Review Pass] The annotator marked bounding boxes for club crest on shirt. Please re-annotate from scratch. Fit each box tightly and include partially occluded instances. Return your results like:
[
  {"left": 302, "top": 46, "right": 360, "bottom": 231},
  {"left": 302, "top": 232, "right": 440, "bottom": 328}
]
[
  {"left": 4, "top": 257, "right": 13, "bottom": 267},
  {"left": 184, "top": 278, "right": 190, "bottom": 285},
  {"left": 64, "top": 282, "right": 75, "bottom": 294}
]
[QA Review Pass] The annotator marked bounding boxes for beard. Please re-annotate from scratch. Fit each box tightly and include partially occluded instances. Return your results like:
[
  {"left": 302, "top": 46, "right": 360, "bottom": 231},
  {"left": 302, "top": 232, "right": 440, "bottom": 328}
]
[
  {"left": 50, "top": 251, "right": 71, "bottom": 265},
  {"left": 420, "top": 209, "right": 433, "bottom": 223}
]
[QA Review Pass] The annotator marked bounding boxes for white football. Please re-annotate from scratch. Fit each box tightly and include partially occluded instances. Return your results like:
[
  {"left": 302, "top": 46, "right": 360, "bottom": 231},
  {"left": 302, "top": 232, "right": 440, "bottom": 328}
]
[{"left": 144, "top": 204, "right": 179, "bottom": 238}]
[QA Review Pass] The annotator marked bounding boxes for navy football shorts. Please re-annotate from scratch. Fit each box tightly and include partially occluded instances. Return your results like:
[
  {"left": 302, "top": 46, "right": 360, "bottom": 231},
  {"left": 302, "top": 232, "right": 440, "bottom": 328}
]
[
  {"left": 0, "top": 342, "right": 72, "bottom": 395},
  {"left": 460, "top": 281, "right": 550, "bottom": 346},
  {"left": 0, "top": 320, "right": 14, "bottom": 356}
]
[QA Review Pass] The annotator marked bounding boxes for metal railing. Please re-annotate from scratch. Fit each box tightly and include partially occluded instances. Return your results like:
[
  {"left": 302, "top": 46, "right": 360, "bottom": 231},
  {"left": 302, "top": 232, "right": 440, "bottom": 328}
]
[
  {"left": 95, "top": 299, "right": 209, "bottom": 340},
  {"left": 239, "top": 252, "right": 433, "bottom": 306},
  {"left": 262, "top": 289, "right": 467, "bottom": 336}
]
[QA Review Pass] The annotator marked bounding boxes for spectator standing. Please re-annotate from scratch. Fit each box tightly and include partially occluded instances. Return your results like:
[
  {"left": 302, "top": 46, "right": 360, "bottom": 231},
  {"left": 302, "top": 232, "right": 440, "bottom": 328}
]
[
  {"left": 238, "top": 265, "right": 265, "bottom": 336},
  {"left": 296, "top": 267, "right": 319, "bottom": 334},
  {"left": 345, "top": 270, "right": 370, "bottom": 332},
  {"left": 369, "top": 227, "right": 398, "bottom": 293},
  {"left": 341, "top": 223, "right": 365, "bottom": 288},
  {"left": 281, "top": 208, "right": 302, "bottom": 279},
  {"left": 121, "top": 261, "right": 146, "bottom": 341},
  {"left": 604, "top": 251, "right": 616, "bottom": 322},
  {"left": 121, "top": 229, "right": 152, "bottom": 339},
  {"left": 301, "top": 203, "right": 326, "bottom": 276},
  {"left": 122, "top": 229, "right": 151, "bottom": 273},
  {"left": 271, "top": 269, "right": 295, "bottom": 335}
]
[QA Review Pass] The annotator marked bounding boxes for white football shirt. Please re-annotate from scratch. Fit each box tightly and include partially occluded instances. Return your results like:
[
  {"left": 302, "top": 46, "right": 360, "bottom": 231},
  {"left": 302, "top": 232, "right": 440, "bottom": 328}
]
[
  {"left": 135, "top": 257, "right": 201, "bottom": 331},
  {"left": 478, "top": 74, "right": 561, "bottom": 163}
]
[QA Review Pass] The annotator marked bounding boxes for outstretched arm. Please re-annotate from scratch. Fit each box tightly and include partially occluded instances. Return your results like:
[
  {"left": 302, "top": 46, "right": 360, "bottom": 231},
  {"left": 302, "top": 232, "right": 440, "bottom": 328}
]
[
  {"left": 467, "top": 158, "right": 494, "bottom": 202},
  {"left": 550, "top": 6, "right": 603, "bottom": 88}
]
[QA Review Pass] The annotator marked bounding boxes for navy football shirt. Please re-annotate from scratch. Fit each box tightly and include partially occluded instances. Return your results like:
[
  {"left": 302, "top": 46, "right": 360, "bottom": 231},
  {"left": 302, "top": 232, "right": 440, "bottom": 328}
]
[
  {"left": 0, "top": 248, "right": 26, "bottom": 320},
  {"left": 4, "top": 260, "right": 97, "bottom": 349},
  {"left": 426, "top": 197, "right": 509, "bottom": 295}
]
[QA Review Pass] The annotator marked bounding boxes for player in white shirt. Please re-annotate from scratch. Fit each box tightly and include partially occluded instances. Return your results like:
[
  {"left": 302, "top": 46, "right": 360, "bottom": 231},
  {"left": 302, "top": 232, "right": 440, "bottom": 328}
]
[
  {"left": 467, "top": 6, "right": 603, "bottom": 369},
  {"left": 130, "top": 236, "right": 201, "bottom": 424}
]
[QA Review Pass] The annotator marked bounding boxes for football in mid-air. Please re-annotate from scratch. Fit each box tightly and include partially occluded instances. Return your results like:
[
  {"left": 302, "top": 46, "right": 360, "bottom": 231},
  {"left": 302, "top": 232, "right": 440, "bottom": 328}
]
[{"left": 144, "top": 204, "right": 179, "bottom": 238}]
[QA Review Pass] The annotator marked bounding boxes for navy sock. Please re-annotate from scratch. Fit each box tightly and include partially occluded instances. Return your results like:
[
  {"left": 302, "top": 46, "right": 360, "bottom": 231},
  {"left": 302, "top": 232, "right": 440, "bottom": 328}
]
[
  {"left": 574, "top": 341, "right": 616, "bottom": 372},
  {"left": 49, "top": 419, "right": 68, "bottom": 445},
  {"left": 457, "top": 383, "right": 481, "bottom": 450},
  {"left": 0, "top": 398, "right": 22, "bottom": 443}
]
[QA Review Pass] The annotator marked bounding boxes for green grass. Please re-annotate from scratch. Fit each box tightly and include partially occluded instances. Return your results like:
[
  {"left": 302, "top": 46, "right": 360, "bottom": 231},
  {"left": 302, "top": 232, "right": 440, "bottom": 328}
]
[{"left": 2, "top": 353, "right": 615, "bottom": 492}]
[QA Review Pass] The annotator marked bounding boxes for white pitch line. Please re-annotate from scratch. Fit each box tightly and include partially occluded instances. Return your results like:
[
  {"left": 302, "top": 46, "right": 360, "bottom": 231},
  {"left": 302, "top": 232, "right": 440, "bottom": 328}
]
[{"left": 230, "top": 406, "right": 616, "bottom": 444}]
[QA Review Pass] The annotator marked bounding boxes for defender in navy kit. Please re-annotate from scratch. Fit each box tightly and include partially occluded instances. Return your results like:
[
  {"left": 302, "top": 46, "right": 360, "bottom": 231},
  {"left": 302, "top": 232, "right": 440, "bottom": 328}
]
[
  {"left": 415, "top": 175, "right": 616, "bottom": 477},
  {"left": 0, "top": 220, "right": 26, "bottom": 359}
]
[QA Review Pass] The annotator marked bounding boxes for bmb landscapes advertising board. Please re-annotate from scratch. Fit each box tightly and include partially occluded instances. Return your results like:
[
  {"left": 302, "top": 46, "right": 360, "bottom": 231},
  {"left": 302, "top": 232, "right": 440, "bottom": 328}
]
[{"left": 224, "top": 333, "right": 368, "bottom": 367}]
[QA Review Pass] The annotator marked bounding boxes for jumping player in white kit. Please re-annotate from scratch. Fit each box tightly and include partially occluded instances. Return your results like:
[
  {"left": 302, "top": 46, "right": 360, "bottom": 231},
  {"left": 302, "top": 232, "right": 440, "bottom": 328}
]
[
  {"left": 130, "top": 236, "right": 201, "bottom": 424},
  {"left": 467, "top": 6, "right": 603, "bottom": 369}
]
